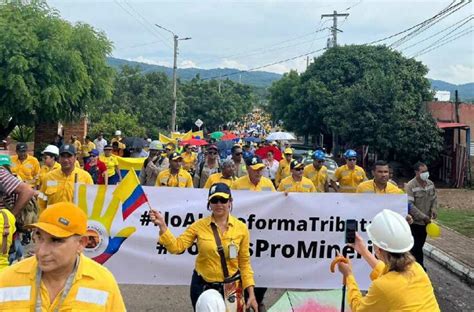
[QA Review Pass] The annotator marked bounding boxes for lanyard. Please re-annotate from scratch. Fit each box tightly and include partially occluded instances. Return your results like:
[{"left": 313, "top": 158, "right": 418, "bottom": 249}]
[{"left": 35, "top": 256, "right": 79, "bottom": 312}]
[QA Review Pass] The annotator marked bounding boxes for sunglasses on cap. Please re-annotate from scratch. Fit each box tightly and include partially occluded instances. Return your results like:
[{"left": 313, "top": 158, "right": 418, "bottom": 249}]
[{"left": 209, "top": 197, "right": 230, "bottom": 204}]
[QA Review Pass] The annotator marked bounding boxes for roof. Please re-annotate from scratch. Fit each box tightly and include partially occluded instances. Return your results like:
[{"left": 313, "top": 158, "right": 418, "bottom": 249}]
[{"left": 437, "top": 122, "right": 469, "bottom": 129}]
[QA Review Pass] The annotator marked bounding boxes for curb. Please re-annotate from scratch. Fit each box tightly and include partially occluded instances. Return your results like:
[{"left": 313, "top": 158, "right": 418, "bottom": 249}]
[{"left": 424, "top": 243, "right": 474, "bottom": 286}]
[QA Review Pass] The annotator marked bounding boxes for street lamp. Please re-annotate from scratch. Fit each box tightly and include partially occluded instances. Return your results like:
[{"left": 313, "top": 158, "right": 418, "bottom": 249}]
[{"left": 155, "top": 24, "right": 191, "bottom": 132}]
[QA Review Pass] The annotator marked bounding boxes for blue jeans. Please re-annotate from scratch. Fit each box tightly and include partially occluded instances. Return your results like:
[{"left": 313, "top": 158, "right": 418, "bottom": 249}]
[{"left": 8, "top": 237, "right": 23, "bottom": 264}]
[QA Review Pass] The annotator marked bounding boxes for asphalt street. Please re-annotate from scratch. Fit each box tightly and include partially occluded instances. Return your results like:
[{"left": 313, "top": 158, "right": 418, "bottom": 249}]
[{"left": 120, "top": 257, "right": 473, "bottom": 311}]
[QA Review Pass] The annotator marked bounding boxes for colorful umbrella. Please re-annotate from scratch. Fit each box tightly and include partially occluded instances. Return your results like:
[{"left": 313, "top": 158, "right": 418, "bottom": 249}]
[
  {"left": 266, "top": 131, "right": 296, "bottom": 141},
  {"left": 210, "top": 131, "right": 225, "bottom": 140},
  {"left": 221, "top": 133, "right": 238, "bottom": 141},
  {"left": 255, "top": 146, "right": 282, "bottom": 161},
  {"left": 180, "top": 138, "right": 208, "bottom": 146}
]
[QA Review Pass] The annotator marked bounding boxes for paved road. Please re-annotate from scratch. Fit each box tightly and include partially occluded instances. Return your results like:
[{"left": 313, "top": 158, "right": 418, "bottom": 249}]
[{"left": 120, "top": 257, "right": 473, "bottom": 311}]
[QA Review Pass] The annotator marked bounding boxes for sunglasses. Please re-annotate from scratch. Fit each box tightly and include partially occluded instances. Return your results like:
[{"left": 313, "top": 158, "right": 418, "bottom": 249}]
[
  {"left": 209, "top": 197, "right": 230, "bottom": 204},
  {"left": 234, "top": 152, "right": 242, "bottom": 156},
  {"left": 294, "top": 168, "right": 304, "bottom": 171},
  {"left": 348, "top": 158, "right": 357, "bottom": 161},
  {"left": 208, "top": 152, "right": 218, "bottom": 155},
  {"left": 317, "top": 160, "right": 324, "bottom": 163}
]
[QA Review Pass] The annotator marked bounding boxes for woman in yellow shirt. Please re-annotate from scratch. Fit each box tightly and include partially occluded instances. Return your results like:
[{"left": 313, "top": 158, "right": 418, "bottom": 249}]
[
  {"left": 149, "top": 183, "right": 258, "bottom": 312},
  {"left": 336, "top": 209, "right": 440, "bottom": 312}
]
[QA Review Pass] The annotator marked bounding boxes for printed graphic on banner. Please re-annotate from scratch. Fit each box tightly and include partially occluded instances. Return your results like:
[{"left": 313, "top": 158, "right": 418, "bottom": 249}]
[{"left": 78, "top": 185, "right": 406, "bottom": 289}]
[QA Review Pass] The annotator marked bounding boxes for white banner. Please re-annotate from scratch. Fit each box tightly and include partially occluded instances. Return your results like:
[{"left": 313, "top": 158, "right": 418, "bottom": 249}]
[{"left": 78, "top": 185, "right": 407, "bottom": 290}]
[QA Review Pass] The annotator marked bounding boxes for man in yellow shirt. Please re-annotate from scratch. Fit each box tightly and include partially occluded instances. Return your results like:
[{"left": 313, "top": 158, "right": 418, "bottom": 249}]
[
  {"left": 70, "top": 135, "right": 82, "bottom": 154},
  {"left": 100, "top": 145, "right": 122, "bottom": 185},
  {"left": 204, "top": 159, "right": 235, "bottom": 188},
  {"left": 155, "top": 152, "right": 193, "bottom": 188},
  {"left": 81, "top": 135, "right": 96, "bottom": 164},
  {"left": 278, "top": 160, "right": 316, "bottom": 193},
  {"left": 38, "top": 144, "right": 93, "bottom": 212},
  {"left": 303, "top": 150, "right": 329, "bottom": 192},
  {"left": 38, "top": 145, "right": 61, "bottom": 189},
  {"left": 10, "top": 142, "right": 40, "bottom": 188},
  {"left": 181, "top": 144, "right": 197, "bottom": 173},
  {"left": 275, "top": 147, "right": 293, "bottom": 187},
  {"left": 357, "top": 160, "right": 403, "bottom": 194},
  {"left": 331, "top": 149, "right": 367, "bottom": 193},
  {"left": 0, "top": 202, "right": 126, "bottom": 311}
]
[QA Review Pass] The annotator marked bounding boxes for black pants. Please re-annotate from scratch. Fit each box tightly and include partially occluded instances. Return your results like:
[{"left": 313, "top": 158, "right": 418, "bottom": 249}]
[
  {"left": 190, "top": 270, "right": 208, "bottom": 310},
  {"left": 410, "top": 224, "right": 427, "bottom": 269},
  {"left": 254, "top": 287, "right": 267, "bottom": 304}
]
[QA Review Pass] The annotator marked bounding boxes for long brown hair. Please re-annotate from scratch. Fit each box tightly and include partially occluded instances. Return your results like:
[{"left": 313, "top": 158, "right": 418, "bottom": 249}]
[{"left": 385, "top": 251, "right": 416, "bottom": 273}]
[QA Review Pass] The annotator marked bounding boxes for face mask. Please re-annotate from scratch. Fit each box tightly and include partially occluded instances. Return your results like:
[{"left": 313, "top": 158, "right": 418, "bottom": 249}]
[{"left": 420, "top": 171, "right": 430, "bottom": 181}]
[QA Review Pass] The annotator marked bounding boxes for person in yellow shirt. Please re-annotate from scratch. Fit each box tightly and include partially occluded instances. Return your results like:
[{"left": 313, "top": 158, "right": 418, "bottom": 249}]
[
  {"left": 38, "top": 145, "right": 61, "bottom": 189},
  {"left": 331, "top": 149, "right": 367, "bottom": 193},
  {"left": 204, "top": 159, "right": 235, "bottom": 188},
  {"left": 100, "top": 145, "right": 122, "bottom": 185},
  {"left": 38, "top": 144, "right": 93, "bottom": 212},
  {"left": 303, "top": 150, "right": 329, "bottom": 192},
  {"left": 155, "top": 152, "right": 193, "bottom": 188},
  {"left": 356, "top": 160, "right": 403, "bottom": 194},
  {"left": 0, "top": 208, "right": 15, "bottom": 272},
  {"left": 149, "top": 183, "right": 258, "bottom": 311},
  {"left": 70, "top": 135, "right": 82, "bottom": 154},
  {"left": 0, "top": 202, "right": 126, "bottom": 311},
  {"left": 275, "top": 147, "right": 293, "bottom": 187},
  {"left": 232, "top": 155, "right": 276, "bottom": 192},
  {"left": 81, "top": 135, "right": 96, "bottom": 164},
  {"left": 278, "top": 160, "right": 316, "bottom": 193},
  {"left": 181, "top": 144, "right": 197, "bottom": 174},
  {"left": 336, "top": 209, "right": 440, "bottom": 311},
  {"left": 10, "top": 142, "right": 40, "bottom": 188}
]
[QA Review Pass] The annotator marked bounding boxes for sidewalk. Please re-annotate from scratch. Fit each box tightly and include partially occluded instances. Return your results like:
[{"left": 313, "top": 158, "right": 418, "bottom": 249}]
[{"left": 424, "top": 224, "right": 474, "bottom": 286}]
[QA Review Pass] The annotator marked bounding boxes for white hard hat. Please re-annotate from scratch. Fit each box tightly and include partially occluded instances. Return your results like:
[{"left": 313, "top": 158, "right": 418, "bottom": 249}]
[
  {"left": 196, "top": 289, "right": 225, "bottom": 312},
  {"left": 42, "top": 145, "right": 59, "bottom": 156},
  {"left": 367, "top": 209, "right": 414, "bottom": 253},
  {"left": 149, "top": 140, "right": 163, "bottom": 150},
  {"left": 115, "top": 130, "right": 122, "bottom": 136}
]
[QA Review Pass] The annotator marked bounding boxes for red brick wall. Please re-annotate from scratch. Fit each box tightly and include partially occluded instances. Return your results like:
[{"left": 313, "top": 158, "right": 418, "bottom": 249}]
[
  {"left": 63, "top": 117, "right": 88, "bottom": 143},
  {"left": 427, "top": 101, "right": 474, "bottom": 130},
  {"left": 34, "top": 122, "right": 59, "bottom": 149}
]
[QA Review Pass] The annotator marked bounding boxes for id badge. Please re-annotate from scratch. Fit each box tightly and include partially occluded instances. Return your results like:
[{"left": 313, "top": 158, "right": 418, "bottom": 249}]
[{"left": 229, "top": 242, "right": 237, "bottom": 259}]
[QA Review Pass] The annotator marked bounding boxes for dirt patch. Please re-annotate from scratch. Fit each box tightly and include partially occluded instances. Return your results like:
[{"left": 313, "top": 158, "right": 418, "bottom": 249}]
[{"left": 437, "top": 189, "right": 474, "bottom": 211}]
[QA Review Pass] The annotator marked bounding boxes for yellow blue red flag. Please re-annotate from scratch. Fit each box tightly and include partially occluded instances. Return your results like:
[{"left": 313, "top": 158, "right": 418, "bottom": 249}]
[{"left": 113, "top": 170, "right": 147, "bottom": 220}]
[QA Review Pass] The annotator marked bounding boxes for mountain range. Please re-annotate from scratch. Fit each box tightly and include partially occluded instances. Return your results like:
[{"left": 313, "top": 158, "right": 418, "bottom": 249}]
[{"left": 107, "top": 57, "right": 473, "bottom": 100}]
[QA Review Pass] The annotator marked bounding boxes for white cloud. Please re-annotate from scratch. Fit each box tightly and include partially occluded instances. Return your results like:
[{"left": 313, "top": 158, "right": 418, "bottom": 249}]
[
  {"left": 180, "top": 60, "right": 197, "bottom": 68},
  {"left": 428, "top": 64, "right": 474, "bottom": 85},
  {"left": 218, "top": 59, "right": 248, "bottom": 70},
  {"left": 126, "top": 56, "right": 171, "bottom": 67}
]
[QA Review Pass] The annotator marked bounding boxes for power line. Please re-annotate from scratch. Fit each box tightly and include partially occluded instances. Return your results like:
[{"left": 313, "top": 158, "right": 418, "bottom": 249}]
[
  {"left": 344, "top": 0, "right": 363, "bottom": 11},
  {"left": 411, "top": 26, "right": 473, "bottom": 57},
  {"left": 411, "top": 25, "right": 473, "bottom": 57}
]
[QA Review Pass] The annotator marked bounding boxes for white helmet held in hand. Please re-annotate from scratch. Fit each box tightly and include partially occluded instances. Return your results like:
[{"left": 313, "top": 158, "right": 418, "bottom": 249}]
[
  {"left": 196, "top": 289, "right": 226, "bottom": 312},
  {"left": 42, "top": 145, "right": 59, "bottom": 156},
  {"left": 367, "top": 209, "right": 414, "bottom": 253},
  {"left": 149, "top": 140, "right": 163, "bottom": 151}
]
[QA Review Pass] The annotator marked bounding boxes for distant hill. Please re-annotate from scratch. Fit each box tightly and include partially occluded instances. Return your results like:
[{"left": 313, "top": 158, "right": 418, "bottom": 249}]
[
  {"left": 107, "top": 57, "right": 282, "bottom": 88},
  {"left": 429, "top": 79, "right": 474, "bottom": 101}
]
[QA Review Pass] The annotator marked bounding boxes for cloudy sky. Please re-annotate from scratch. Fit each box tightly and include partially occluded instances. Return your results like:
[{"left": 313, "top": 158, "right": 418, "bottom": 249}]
[{"left": 49, "top": 0, "right": 473, "bottom": 84}]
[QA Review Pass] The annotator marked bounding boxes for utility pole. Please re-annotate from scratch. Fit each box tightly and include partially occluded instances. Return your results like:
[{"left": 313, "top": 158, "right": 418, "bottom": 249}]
[
  {"left": 156, "top": 24, "right": 191, "bottom": 132},
  {"left": 321, "top": 10, "right": 349, "bottom": 47}
]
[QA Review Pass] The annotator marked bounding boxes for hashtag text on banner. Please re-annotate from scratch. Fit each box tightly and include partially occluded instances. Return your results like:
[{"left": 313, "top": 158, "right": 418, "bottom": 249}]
[{"left": 113, "top": 170, "right": 148, "bottom": 220}]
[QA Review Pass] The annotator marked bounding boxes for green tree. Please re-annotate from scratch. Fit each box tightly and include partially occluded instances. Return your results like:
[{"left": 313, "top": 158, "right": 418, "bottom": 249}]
[
  {"left": 0, "top": 2, "right": 113, "bottom": 138},
  {"left": 88, "top": 110, "right": 146, "bottom": 138}
]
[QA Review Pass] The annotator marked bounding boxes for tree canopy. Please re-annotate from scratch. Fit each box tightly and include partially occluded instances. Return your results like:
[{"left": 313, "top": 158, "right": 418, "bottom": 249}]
[
  {"left": 0, "top": 2, "right": 113, "bottom": 138},
  {"left": 268, "top": 45, "right": 443, "bottom": 164}
]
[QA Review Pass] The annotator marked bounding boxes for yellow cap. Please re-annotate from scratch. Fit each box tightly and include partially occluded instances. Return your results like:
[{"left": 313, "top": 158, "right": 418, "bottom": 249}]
[
  {"left": 27, "top": 202, "right": 87, "bottom": 238},
  {"left": 284, "top": 148, "right": 293, "bottom": 155}
]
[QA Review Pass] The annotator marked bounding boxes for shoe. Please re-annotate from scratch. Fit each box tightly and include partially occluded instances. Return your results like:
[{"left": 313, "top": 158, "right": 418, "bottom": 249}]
[{"left": 258, "top": 303, "right": 267, "bottom": 312}]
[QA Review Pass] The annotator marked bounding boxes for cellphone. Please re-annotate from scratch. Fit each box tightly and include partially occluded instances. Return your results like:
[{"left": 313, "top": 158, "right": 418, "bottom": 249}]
[{"left": 345, "top": 219, "right": 358, "bottom": 244}]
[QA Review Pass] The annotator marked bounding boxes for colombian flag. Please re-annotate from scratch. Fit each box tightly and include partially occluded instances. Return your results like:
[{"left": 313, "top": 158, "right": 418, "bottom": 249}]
[{"left": 113, "top": 170, "right": 148, "bottom": 220}]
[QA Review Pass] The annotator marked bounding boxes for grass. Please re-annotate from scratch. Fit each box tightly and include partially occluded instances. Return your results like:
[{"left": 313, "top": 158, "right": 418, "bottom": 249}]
[{"left": 437, "top": 206, "right": 474, "bottom": 238}]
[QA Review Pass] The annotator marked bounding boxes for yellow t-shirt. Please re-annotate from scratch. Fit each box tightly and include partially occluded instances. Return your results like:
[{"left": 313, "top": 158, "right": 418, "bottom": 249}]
[
  {"left": 232, "top": 175, "right": 276, "bottom": 192},
  {"left": 277, "top": 175, "right": 316, "bottom": 193},
  {"left": 204, "top": 173, "right": 234, "bottom": 189},
  {"left": 0, "top": 209, "right": 15, "bottom": 272},
  {"left": 10, "top": 155, "right": 40, "bottom": 188},
  {"left": 99, "top": 155, "right": 119, "bottom": 177},
  {"left": 275, "top": 158, "right": 291, "bottom": 187},
  {"left": 303, "top": 164, "right": 328, "bottom": 192},
  {"left": 356, "top": 179, "right": 404, "bottom": 194},
  {"left": 159, "top": 215, "right": 255, "bottom": 289},
  {"left": 38, "top": 162, "right": 61, "bottom": 188},
  {"left": 0, "top": 254, "right": 126, "bottom": 311},
  {"left": 181, "top": 151, "right": 197, "bottom": 171},
  {"left": 38, "top": 167, "right": 93, "bottom": 212},
  {"left": 334, "top": 164, "right": 367, "bottom": 193},
  {"left": 155, "top": 168, "right": 194, "bottom": 188},
  {"left": 81, "top": 141, "right": 96, "bottom": 157},
  {"left": 73, "top": 139, "right": 82, "bottom": 153}
]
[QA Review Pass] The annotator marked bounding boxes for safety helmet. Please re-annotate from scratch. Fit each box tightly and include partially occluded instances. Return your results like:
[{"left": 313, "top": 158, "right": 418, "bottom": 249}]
[
  {"left": 367, "top": 209, "right": 414, "bottom": 253},
  {"left": 312, "top": 150, "right": 325, "bottom": 160},
  {"left": 42, "top": 145, "right": 60, "bottom": 156},
  {"left": 196, "top": 289, "right": 226, "bottom": 312},
  {"left": 343, "top": 149, "right": 357, "bottom": 158},
  {"left": 149, "top": 140, "right": 163, "bottom": 151}
]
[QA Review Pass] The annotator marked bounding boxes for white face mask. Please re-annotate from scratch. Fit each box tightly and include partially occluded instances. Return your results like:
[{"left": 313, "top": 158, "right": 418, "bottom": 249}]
[{"left": 420, "top": 171, "right": 430, "bottom": 181}]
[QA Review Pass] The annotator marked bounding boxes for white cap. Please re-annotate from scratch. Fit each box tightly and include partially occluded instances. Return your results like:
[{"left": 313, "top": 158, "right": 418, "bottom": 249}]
[
  {"left": 115, "top": 130, "right": 122, "bottom": 136},
  {"left": 42, "top": 145, "right": 59, "bottom": 156},
  {"left": 146, "top": 138, "right": 152, "bottom": 143},
  {"left": 367, "top": 209, "right": 414, "bottom": 253},
  {"left": 149, "top": 140, "right": 163, "bottom": 150},
  {"left": 196, "top": 289, "right": 226, "bottom": 312}
]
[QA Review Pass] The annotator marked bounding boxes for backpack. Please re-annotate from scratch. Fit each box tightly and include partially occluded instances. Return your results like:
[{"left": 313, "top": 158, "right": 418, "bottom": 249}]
[{"left": 0, "top": 181, "right": 38, "bottom": 231}]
